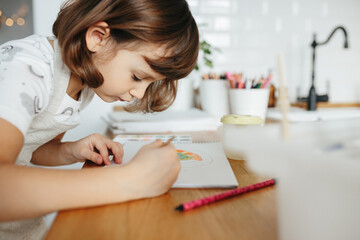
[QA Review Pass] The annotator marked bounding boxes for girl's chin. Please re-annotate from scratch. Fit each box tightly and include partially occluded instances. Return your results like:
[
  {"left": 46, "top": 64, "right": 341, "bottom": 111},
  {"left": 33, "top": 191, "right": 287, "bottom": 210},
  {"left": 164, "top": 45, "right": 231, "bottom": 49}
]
[{"left": 94, "top": 93, "right": 116, "bottom": 103}]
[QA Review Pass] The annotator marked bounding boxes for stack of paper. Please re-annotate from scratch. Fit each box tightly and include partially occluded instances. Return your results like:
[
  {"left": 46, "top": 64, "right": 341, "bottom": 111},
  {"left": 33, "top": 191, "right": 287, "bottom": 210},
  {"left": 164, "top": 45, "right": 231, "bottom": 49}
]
[{"left": 106, "top": 108, "right": 220, "bottom": 134}]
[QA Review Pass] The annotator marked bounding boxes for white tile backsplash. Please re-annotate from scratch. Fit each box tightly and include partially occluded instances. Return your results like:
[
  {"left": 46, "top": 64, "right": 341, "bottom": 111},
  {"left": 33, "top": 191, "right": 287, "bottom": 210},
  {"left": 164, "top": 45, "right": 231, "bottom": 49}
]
[
  {"left": 191, "top": 0, "right": 360, "bottom": 103},
  {"left": 199, "top": 0, "right": 233, "bottom": 14},
  {"left": 262, "top": 0, "right": 269, "bottom": 15},
  {"left": 203, "top": 32, "right": 232, "bottom": 48},
  {"left": 214, "top": 16, "right": 231, "bottom": 31},
  {"left": 292, "top": 1, "right": 300, "bottom": 16}
]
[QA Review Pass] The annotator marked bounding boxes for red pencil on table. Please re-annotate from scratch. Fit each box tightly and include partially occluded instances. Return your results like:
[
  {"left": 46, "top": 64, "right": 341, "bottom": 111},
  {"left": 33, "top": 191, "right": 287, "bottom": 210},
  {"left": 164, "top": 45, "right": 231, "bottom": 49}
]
[{"left": 175, "top": 179, "right": 276, "bottom": 212}]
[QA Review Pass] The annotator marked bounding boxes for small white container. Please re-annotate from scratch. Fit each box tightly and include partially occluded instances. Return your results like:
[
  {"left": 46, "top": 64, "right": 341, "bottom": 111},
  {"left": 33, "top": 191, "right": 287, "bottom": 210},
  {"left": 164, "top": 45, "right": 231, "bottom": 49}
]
[
  {"left": 221, "top": 114, "right": 263, "bottom": 160},
  {"left": 229, "top": 88, "right": 270, "bottom": 122},
  {"left": 200, "top": 80, "right": 230, "bottom": 117}
]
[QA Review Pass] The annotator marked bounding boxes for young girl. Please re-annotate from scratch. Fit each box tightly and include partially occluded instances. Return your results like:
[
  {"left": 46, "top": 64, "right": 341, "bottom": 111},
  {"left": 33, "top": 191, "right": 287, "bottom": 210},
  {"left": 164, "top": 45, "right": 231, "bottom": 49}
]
[{"left": 0, "top": 0, "right": 199, "bottom": 238}]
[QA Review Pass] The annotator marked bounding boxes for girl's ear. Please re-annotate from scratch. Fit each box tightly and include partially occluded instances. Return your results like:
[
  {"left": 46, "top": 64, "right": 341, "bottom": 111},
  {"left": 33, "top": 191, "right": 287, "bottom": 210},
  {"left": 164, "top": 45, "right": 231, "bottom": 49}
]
[{"left": 85, "top": 21, "right": 111, "bottom": 53}]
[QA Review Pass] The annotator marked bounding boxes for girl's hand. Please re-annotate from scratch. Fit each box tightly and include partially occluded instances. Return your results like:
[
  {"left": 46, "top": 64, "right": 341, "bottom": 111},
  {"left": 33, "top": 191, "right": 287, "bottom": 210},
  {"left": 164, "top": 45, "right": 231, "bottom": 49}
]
[
  {"left": 64, "top": 134, "right": 124, "bottom": 165},
  {"left": 124, "top": 139, "right": 181, "bottom": 198}
]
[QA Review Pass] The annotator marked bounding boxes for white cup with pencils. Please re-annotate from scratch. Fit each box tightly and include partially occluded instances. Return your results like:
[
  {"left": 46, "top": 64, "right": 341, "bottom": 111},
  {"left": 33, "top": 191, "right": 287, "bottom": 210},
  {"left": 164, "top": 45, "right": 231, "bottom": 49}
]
[
  {"left": 226, "top": 71, "right": 272, "bottom": 122},
  {"left": 229, "top": 88, "right": 270, "bottom": 122}
]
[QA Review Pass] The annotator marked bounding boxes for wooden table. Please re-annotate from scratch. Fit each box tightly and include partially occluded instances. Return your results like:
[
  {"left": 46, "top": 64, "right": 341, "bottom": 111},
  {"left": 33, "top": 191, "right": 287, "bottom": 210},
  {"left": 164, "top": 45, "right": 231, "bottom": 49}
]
[
  {"left": 45, "top": 131, "right": 277, "bottom": 240},
  {"left": 291, "top": 101, "right": 360, "bottom": 109}
]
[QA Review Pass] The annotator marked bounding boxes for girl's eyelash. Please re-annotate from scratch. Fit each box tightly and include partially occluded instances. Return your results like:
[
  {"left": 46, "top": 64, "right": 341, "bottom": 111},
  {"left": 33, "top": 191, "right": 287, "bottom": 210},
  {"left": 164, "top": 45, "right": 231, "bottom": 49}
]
[{"left": 132, "top": 74, "right": 142, "bottom": 82}]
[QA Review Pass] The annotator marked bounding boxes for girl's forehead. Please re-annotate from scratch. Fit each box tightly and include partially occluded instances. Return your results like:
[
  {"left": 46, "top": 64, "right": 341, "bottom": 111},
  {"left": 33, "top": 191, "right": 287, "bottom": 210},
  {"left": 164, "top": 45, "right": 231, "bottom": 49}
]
[
  {"left": 136, "top": 42, "right": 169, "bottom": 59},
  {"left": 119, "top": 40, "right": 168, "bottom": 59}
]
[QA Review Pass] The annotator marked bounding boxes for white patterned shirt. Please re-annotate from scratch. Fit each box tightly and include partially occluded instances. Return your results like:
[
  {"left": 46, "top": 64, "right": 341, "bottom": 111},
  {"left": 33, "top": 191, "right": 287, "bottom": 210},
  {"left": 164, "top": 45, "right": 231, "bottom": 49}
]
[{"left": 0, "top": 34, "right": 94, "bottom": 135}]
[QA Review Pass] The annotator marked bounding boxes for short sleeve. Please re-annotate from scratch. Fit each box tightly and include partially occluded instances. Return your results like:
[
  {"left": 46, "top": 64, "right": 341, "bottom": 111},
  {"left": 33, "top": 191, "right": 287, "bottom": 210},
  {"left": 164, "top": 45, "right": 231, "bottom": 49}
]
[{"left": 0, "top": 48, "right": 50, "bottom": 135}]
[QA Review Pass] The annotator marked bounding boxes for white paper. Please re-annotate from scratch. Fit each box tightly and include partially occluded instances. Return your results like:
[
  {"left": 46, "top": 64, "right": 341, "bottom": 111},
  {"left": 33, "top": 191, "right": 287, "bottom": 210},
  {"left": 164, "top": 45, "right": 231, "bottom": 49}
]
[{"left": 110, "top": 141, "right": 238, "bottom": 188}]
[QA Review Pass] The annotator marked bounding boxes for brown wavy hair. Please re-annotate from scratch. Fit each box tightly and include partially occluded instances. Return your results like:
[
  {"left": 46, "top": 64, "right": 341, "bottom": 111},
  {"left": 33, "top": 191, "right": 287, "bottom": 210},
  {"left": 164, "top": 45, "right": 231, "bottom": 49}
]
[{"left": 53, "top": 0, "right": 199, "bottom": 112}]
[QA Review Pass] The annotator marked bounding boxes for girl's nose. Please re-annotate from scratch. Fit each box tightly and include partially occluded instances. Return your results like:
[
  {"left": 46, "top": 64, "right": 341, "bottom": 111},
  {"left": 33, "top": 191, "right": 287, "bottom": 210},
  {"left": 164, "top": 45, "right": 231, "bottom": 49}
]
[{"left": 129, "top": 85, "right": 148, "bottom": 100}]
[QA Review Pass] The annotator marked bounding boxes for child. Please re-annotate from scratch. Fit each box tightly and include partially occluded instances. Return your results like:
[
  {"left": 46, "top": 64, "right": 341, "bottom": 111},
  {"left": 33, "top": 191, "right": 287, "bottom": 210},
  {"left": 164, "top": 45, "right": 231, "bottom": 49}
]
[{"left": 0, "top": 0, "right": 199, "bottom": 239}]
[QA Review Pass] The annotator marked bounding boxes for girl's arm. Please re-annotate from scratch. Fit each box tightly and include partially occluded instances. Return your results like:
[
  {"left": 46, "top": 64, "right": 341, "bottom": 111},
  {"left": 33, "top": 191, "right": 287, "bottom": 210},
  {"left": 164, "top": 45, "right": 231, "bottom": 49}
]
[
  {"left": 31, "top": 133, "right": 124, "bottom": 166},
  {"left": 30, "top": 132, "right": 73, "bottom": 166},
  {"left": 0, "top": 118, "right": 181, "bottom": 222}
]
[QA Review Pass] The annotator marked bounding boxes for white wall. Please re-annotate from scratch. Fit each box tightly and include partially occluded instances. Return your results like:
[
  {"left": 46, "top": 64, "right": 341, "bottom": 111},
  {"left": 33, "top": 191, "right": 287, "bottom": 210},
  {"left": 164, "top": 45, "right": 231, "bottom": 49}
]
[
  {"left": 32, "top": 0, "right": 62, "bottom": 36},
  {"left": 189, "top": 0, "right": 360, "bottom": 103}
]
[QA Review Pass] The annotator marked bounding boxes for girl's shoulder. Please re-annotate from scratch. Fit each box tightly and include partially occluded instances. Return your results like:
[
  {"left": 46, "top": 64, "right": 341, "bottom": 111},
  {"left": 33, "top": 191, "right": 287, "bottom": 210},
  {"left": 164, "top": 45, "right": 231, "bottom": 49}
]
[
  {"left": 0, "top": 35, "right": 56, "bottom": 133},
  {"left": 0, "top": 34, "right": 55, "bottom": 93},
  {"left": 0, "top": 34, "right": 54, "bottom": 66}
]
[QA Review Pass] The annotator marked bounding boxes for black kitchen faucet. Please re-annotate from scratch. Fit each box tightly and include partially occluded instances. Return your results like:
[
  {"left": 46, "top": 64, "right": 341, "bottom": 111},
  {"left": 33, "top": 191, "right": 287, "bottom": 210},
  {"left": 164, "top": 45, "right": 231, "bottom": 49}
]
[{"left": 298, "top": 26, "right": 349, "bottom": 111}]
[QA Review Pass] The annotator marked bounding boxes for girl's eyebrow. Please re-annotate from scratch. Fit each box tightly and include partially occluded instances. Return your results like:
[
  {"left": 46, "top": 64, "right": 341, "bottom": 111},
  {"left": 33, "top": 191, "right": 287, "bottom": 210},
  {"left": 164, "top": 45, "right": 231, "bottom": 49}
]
[{"left": 137, "top": 70, "right": 154, "bottom": 79}]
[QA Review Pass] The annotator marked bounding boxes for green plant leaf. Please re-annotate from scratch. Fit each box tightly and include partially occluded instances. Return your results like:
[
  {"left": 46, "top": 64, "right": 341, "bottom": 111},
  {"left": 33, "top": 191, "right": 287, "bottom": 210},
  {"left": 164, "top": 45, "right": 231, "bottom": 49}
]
[
  {"left": 196, "top": 33, "right": 221, "bottom": 71},
  {"left": 203, "top": 49, "right": 211, "bottom": 54}
]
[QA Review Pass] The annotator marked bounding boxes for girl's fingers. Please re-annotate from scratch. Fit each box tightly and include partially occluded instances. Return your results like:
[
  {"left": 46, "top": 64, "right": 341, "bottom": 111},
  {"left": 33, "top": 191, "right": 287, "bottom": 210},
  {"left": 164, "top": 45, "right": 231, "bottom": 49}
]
[
  {"left": 105, "top": 140, "right": 124, "bottom": 164},
  {"left": 139, "top": 139, "right": 164, "bottom": 153},
  {"left": 76, "top": 134, "right": 125, "bottom": 165},
  {"left": 145, "top": 139, "right": 163, "bottom": 148},
  {"left": 94, "top": 143, "right": 111, "bottom": 165},
  {"left": 81, "top": 148, "right": 103, "bottom": 165}
]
